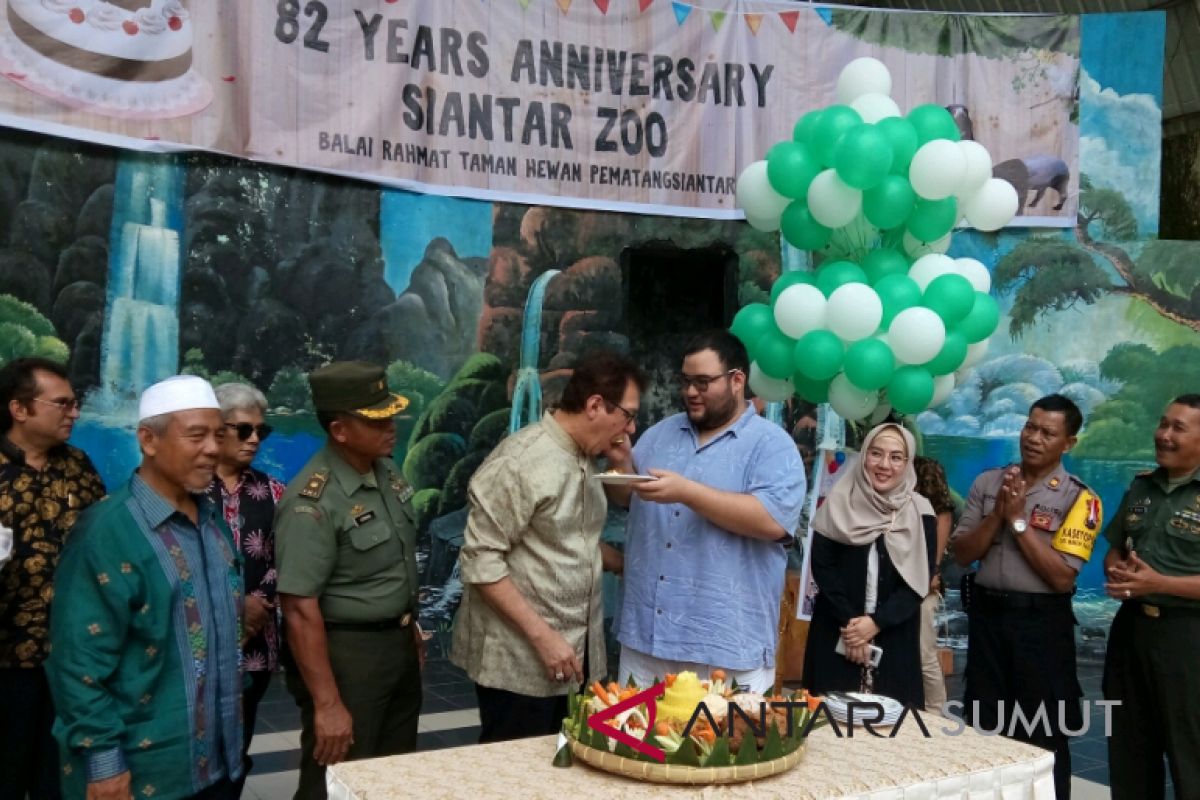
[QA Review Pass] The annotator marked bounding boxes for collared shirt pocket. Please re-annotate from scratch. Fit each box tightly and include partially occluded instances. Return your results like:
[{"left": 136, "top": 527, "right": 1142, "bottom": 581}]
[{"left": 346, "top": 516, "right": 396, "bottom": 569}]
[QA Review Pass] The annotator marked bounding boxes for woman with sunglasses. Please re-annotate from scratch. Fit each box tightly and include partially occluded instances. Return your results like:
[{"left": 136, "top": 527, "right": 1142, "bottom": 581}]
[{"left": 207, "top": 382, "right": 284, "bottom": 790}]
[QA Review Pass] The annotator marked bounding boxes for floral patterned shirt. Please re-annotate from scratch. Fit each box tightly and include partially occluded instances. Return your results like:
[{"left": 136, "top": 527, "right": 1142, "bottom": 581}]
[
  {"left": 0, "top": 436, "right": 105, "bottom": 668},
  {"left": 205, "top": 467, "right": 284, "bottom": 672}
]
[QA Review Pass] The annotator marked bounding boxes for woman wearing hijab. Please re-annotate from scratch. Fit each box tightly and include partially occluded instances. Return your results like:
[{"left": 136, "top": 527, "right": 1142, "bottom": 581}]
[{"left": 802, "top": 423, "right": 937, "bottom": 706}]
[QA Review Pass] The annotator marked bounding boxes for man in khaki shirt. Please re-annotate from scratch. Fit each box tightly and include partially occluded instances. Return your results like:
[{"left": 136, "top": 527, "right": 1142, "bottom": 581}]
[{"left": 451, "top": 351, "right": 645, "bottom": 742}]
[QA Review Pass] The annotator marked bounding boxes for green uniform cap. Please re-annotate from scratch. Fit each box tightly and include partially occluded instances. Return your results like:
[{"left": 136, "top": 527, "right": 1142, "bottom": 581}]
[{"left": 308, "top": 361, "right": 409, "bottom": 419}]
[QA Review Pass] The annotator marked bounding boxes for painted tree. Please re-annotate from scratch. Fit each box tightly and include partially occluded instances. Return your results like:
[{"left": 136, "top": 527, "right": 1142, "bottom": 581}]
[{"left": 994, "top": 176, "right": 1200, "bottom": 336}]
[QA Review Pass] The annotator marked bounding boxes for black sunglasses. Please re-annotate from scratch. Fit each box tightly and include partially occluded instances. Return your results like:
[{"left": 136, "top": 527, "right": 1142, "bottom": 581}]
[{"left": 225, "top": 422, "right": 273, "bottom": 442}]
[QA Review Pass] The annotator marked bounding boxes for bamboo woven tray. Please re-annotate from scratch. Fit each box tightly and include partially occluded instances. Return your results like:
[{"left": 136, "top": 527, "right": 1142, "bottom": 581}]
[{"left": 569, "top": 738, "right": 805, "bottom": 785}]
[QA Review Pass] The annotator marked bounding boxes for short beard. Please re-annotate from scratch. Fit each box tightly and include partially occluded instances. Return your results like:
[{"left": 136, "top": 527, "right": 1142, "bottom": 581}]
[{"left": 689, "top": 393, "right": 738, "bottom": 432}]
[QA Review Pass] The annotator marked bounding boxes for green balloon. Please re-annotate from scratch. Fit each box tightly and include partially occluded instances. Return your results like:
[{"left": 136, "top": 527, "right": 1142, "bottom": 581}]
[
  {"left": 833, "top": 124, "right": 893, "bottom": 190},
  {"left": 874, "top": 273, "right": 922, "bottom": 327},
  {"left": 730, "top": 303, "right": 774, "bottom": 350},
  {"left": 907, "top": 104, "right": 962, "bottom": 144},
  {"left": 863, "top": 175, "right": 917, "bottom": 230},
  {"left": 780, "top": 202, "right": 832, "bottom": 251},
  {"left": 756, "top": 329, "right": 797, "bottom": 379},
  {"left": 811, "top": 105, "right": 863, "bottom": 166},
  {"left": 823, "top": 213, "right": 880, "bottom": 263},
  {"left": 862, "top": 249, "right": 910, "bottom": 285},
  {"left": 876, "top": 117, "right": 919, "bottom": 174},
  {"left": 955, "top": 292, "right": 1001, "bottom": 343},
  {"left": 887, "top": 366, "right": 935, "bottom": 414},
  {"left": 793, "top": 110, "right": 824, "bottom": 149},
  {"left": 925, "top": 330, "right": 969, "bottom": 375},
  {"left": 844, "top": 339, "right": 896, "bottom": 391},
  {"left": 769, "top": 270, "right": 816, "bottom": 304},
  {"left": 794, "top": 330, "right": 845, "bottom": 381},
  {"left": 906, "top": 197, "right": 958, "bottom": 243},
  {"left": 767, "top": 140, "right": 823, "bottom": 199},
  {"left": 815, "top": 260, "right": 868, "bottom": 296},
  {"left": 793, "top": 372, "right": 830, "bottom": 403},
  {"left": 923, "top": 273, "right": 976, "bottom": 326}
]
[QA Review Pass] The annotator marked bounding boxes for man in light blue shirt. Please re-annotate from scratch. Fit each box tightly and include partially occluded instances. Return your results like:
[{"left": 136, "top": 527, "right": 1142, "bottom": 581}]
[{"left": 606, "top": 330, "right": 806, "bottom": 692}]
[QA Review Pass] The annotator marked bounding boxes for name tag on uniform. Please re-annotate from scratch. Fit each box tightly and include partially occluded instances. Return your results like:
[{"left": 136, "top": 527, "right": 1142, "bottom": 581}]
[
  {"left": 1030, "top": 510, "right": 1055, "bottom": 530},
  {"left": 350, "top": 504, "right": 376, "bottom": 526}
]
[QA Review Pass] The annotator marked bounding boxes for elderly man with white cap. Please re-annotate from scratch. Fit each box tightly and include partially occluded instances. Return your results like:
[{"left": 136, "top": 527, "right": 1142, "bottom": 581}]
[{"left": 46, "top": 376, "right": 245, "bottom": 800}]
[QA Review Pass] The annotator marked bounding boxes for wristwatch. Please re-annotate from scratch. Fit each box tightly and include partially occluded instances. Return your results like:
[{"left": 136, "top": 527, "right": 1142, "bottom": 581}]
[{"left": 1011, "top": 517, "right": 1029, "bottom": 536}]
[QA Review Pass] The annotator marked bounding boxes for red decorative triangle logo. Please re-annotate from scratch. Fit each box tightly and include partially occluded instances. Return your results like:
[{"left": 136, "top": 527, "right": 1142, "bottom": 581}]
[
  {"left": 586, "top": 683, "right": 667, "bottom": 762},
  {"left": 779, "top": 10, "right": 799, "bottom": 33},
  {"left": 639, "top": 0, "right": 654, "bottom": 10},
  {"left": 594, "top": 0, "right": 611, "bottom": 13}
]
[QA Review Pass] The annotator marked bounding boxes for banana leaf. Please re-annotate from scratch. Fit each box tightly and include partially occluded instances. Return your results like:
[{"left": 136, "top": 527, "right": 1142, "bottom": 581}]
[
  {"left": 760, "top": 720, "right": 784, "bottom": 762},
  {"left": 703, "top": 736, "right": 732, "bottom": 768},
  {"left": 735, "top": 732, "right": 760, "bottom": 766},
  {"left": 665, "top": 738, "right": 702, "bottom": 767}
]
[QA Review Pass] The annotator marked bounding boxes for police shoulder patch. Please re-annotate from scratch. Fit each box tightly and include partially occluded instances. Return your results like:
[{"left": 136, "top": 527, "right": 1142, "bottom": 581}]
[{"left": 299, "top": 470, "right": 329, "bottom": 500}]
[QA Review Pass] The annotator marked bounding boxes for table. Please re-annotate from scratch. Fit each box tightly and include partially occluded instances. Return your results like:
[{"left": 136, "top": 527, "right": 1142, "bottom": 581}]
[{"left": 328, "top": 718, "right": 1055, "bottom": 799}]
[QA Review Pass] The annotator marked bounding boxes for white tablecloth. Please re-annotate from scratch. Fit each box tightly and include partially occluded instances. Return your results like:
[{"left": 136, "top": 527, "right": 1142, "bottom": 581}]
[{"left": 328, "top": 720, "right": 1055, "bottom": 799}]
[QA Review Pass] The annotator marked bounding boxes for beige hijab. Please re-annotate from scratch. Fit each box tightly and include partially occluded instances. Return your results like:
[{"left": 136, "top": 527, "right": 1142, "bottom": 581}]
[{"left": 812, "top": 423, "right": 933, "bottom": 595}]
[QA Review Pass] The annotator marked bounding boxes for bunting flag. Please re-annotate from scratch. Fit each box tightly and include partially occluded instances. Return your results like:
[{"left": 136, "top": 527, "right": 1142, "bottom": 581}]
[
  {"left": 594, "top": 0, "right": 610, "bottom": 13},
  {"left": 556, "top": 0, "right": 571, "bottom": 11},
  {"left": 671, "top": 1, "right": 691, "bottom": 25},
  {"left": 517, "top": 0, "right": 531, "bottom": 8},
  {"left": 745, "top": 12, "right": 763, "bottom": 35},
  {"left": 779, "top": 10, "right": 799, "bottom": 33},
  {"left": 710, "top": 10, "right": 726, "bottom": 32},
  {"left": 639, "top": 0, "right": 654, "bottom": 11}
]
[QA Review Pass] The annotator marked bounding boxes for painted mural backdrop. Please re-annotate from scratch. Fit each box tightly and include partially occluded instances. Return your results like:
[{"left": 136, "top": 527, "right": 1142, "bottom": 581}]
[
  {"left": 0, "top": 1, "right": 1079, "bottom": 221},
  {"left": 0, "top": 11, "right": 1188, "bottom": 657}
]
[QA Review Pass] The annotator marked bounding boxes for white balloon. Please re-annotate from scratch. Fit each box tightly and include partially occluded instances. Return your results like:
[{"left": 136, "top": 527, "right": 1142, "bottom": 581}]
[
  {"left": 836, "top": 57, "right": 892, "bottom": 104},
  {"left": 909, "top": 140, "right": 967, "bottom": 200},
  {"left": 850, "top": 92, "right": 901, "bottom": 124},
  {"left": 888, "top": 307, "right": 946, "bottom": 365},
  {"left": 929, "top": 373, "right": 956, "bottom": 408},
  {"left": 736, "top": 160, "right": 791, "bottom": 221},
  {"left": 903, "top": 231, "right": 953, "bottom": 258},
  {"left": 907, "top": 253, "right": 957, "bottom": 290},
  {"left": 954, "top": 257, "right": 992, "bottom": 293},
  {"left": 826, "top": 283, "right": 883, "bottom": 342},
  {"left": 961, "top": 339, "right": 990, "bottom": 370},
  {"left": 773, "top": 284, "right": 828, "bottom": 340},
  {"left": 957, "top": 140, "right": 993, "bottom": 196},
  {"left": 963, "top": 178, "right": 1019, "bottom": 232},
  {"left": 807, "top": 170, "right": 863, "bottom": 229},
  {"left": 745, "top": 210, "right": 781, "bottom": 232},
  {"left": 869, "top": 401, "right": 894, "bottom": 425},
  {"left": 749, "top": 362, "right": 795, "bottom": 402},
  {"left": 828, "top": 373, "right": 880, "bottom": 421}
]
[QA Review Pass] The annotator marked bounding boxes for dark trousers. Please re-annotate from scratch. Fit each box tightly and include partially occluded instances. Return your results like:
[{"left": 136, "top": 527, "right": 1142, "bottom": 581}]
[
  {"left": 233, "top": 670, "right": 272, "bottom": 796},
  {"left": 475, "top": 684, "right": 569, "bottom": 744},
  {"left": 1103, "top": 603, "right": 1200, "bottom": 800},
  {"left": 0, "top": 666, "right": 61, "bottom": 800},
  {"left": 963, "top": 593, "right": 1081, "bottom": 800},
  {"left": 189, "top": 777, "right": 240, "bottom": 800},
  {"left": 285, "top": 627, "right": 421, "bottom": 800}
]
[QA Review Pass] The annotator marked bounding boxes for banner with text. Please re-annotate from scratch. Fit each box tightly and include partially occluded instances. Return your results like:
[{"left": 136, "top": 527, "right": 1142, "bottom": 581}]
[{"left": 0, "top": 0, "right": 1079, "bottom": 221}]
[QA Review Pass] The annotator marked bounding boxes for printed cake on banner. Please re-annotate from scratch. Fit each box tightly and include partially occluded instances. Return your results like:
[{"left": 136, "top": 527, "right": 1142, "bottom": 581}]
[{"left": 0, "top": 0, "right": 211, "bottom": 119}]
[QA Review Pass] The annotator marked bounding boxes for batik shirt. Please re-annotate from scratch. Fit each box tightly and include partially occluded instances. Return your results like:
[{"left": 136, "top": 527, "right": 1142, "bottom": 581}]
[
  {"left": 205, "top": 467, "right": 285, "bottom": 671},
  {"left": 46, "top": 474, "right": 243, "bottom": 800},
  {"left": 0, "top": 436, "right": 105, "bottom": 668}
]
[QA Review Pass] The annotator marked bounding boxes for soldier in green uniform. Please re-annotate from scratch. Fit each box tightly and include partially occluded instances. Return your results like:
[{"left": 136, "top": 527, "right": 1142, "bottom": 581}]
[
  {"left": 276, "top": 362, "right": 423, "bottom": 800},
  {"left": 1103, "top": 394, "right": 1200, "bottom": 800}
]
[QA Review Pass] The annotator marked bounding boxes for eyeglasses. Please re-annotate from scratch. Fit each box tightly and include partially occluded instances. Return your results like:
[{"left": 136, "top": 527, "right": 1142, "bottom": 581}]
[
  {"left": 865, "top": 448, "right": 908, "bottom": 467},
  {"left": 32, "top": 397, "right": 80, "bottom": 413},
  {"left": 676, "top": 370, "right": 739, "bottom": 393},
  {"left": 225, "top": 422, "right": 273, "bottom": 442},
  {"left": 605, "top": 401, "right": 638, "bottom": 423}
]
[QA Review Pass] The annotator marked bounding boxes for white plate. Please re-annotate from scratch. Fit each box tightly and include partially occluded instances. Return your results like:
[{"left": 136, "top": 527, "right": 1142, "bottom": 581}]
[{"left": 594, "top": 473, "right": 658, "bottom": 484}]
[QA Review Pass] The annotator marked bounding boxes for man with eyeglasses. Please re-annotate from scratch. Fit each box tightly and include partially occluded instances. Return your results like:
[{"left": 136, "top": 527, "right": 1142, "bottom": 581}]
[
  {"left": 606, "top": 330, "right": 805, "bottom": 693},
  {"left": 952, "top": 394, "right": 1101, "bottom": 800},
  {"left": 451, "top": 350, "right": 646, "bottom": 742},
  {"left": 274, "top": 361, "right": 424, "bottom": 800},
  {"left": 0, "top": 357, "right": 105, "bottom": 799}
]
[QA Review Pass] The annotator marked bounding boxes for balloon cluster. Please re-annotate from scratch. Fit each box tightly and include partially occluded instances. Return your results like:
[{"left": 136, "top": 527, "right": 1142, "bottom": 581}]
[{"left": 732, "top": 57, "right": 1015, "bottom": 421}]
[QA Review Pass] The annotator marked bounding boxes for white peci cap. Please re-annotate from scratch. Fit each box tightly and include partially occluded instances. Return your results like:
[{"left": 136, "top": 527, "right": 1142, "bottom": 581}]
[{"left": 138, "top": 375, "right": 220, "bottom": 423}]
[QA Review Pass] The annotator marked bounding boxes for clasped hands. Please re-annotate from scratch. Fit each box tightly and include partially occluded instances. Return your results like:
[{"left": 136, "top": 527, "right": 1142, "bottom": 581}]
[
  {"left": 839, "top": 615, "right": 880, "bottom": 666},
  {"left": 1105, "top": 549, "right": 1163, "bottom": 601},
  {"left": 990, "top": 466, "right": 1028, "bottom": 525}
]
